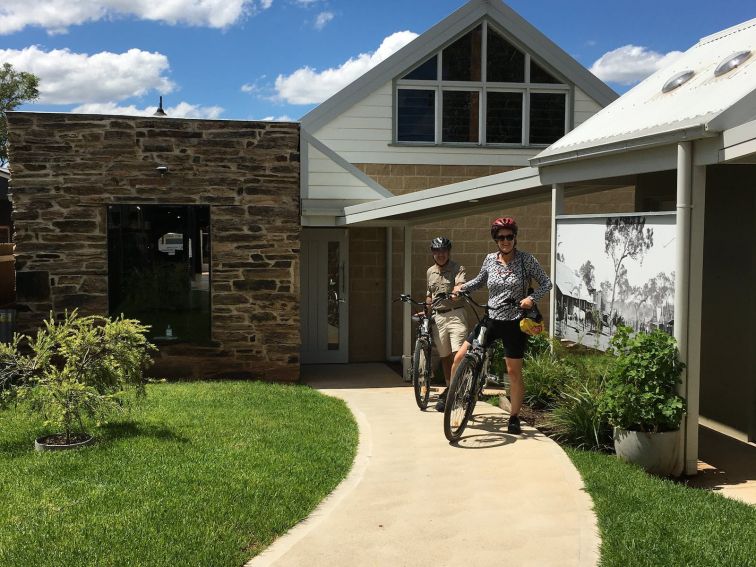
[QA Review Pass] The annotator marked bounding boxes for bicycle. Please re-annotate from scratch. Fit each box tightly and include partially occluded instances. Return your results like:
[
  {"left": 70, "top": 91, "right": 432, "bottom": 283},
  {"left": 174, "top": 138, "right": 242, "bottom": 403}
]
[
  {"left": 443, "top": 290, "right": 516, "bottom": 442},
  {"left": 397, "top": 292, "right": 449, "bottom": 410}
]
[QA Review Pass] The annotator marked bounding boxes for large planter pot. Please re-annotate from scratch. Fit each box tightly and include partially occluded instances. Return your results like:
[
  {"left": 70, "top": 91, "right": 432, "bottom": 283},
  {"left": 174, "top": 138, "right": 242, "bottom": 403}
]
[
  {"left": 34, "top": 434, "right": 95, "bottom": 452},
  {"left": 613, "top": 427, "right": 682, "bottom": 477}
]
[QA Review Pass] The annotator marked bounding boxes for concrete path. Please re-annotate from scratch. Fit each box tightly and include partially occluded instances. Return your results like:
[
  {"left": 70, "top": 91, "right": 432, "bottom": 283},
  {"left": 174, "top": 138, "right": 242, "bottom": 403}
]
[{"left": 247, "top": 363, "right": 600, "bottom": 567}]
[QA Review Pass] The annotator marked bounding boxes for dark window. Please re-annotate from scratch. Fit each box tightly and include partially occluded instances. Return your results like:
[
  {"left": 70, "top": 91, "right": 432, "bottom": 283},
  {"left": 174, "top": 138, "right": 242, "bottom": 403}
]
[
  {"left": 402, "top": 55, "right": 437, "bottom": 80},
  {"left": 397, "top": 89, "right": 435, "bottom": 142},
  {"left": 442, "top": 26, "right": 482, "bottom": 81},
  {"left": 442, "top": 90, "right": 480, "bottom": 143},
  {"left": 529, "top": 93, "right": 566, "bottom": 145},
  {"left": 108, "top": 204, "right": 211, "bottom": 344},
  {"left": 487, "top": 28, "right": 525, "bottom": 83},
  {"left": 530, "top": 60, "right": 561, "bottom": 84},
  {"left": 486, "top": 92, "right": 523, "bottom": 144}
]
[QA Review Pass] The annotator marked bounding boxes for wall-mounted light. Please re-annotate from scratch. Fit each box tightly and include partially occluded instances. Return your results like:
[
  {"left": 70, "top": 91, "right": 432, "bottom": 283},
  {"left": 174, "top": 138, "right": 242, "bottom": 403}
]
[{"left": 156, "top": 165, "right": 168, "bottom": 176}]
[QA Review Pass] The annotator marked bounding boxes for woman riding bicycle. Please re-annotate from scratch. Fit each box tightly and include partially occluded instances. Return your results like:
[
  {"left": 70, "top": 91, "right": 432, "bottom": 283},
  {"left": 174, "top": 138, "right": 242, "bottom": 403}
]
[{"left": 452, "top": 217, "right": 552, "bottom": 434}]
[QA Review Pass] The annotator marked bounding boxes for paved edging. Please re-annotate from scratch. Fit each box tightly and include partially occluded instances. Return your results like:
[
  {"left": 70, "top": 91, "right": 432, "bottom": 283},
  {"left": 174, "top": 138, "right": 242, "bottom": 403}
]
[{"left": 245, "top": 398, "right": 373, "bottom": 567}]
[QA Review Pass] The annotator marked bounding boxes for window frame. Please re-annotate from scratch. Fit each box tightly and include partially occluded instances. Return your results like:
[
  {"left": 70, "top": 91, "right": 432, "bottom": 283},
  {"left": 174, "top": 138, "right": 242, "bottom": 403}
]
[{"left": 393, "top": 19, "right": 572, "bottom": 148}]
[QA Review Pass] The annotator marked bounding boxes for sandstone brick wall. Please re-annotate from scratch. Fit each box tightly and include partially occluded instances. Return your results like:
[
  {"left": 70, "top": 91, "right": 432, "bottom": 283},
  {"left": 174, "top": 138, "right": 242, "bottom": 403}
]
[
  {"left": 348, "top": 227, "right": 387, "bottom": 362},
  {"left": 7, "top": 112, "right": 300, "bottom": 381},
  {"left": 353, "top": 163, "right": 636, "bottom": 357}
]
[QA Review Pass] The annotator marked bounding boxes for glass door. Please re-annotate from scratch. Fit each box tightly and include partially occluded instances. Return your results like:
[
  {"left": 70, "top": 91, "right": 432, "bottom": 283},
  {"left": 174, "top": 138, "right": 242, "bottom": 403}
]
[{"left": 301, "top": 229, "right": 348, "bottom": 363}]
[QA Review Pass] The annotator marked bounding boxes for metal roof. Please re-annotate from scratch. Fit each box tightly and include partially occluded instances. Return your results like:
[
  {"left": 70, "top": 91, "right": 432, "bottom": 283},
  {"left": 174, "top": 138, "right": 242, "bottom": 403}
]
[
  {"left": 532, "top": 18, "right": 756, "bottom": 167},
  {"left": 301, "top": 0, "right": 617, "bottom": 134}
]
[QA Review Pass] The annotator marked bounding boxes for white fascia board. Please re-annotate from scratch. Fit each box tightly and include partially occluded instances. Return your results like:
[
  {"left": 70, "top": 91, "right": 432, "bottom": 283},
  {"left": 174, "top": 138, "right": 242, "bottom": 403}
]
[
  {"left": 530, "top": 125, "right": 713, "bottom": 168},
  {"left": 721, "top": 117, "right": 756, "bottom": 148},
  {"left": 341, "top": 167, "right": 542, "bottom": 225},
  {"left": 539, "top": 145, "right": 679, "bottom": 185}
]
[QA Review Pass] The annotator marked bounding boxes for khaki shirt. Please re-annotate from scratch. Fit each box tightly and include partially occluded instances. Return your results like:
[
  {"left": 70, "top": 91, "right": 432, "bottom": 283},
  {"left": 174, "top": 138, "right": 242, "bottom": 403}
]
[{"left": 426, "top": 260, "right": 466, "bottom": 311}]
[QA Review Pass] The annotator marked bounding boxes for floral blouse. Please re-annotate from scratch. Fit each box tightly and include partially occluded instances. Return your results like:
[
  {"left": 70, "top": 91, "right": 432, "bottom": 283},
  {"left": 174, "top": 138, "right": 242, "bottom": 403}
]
[{"left": 460, "top": 250, "right": 553, "bottom": 321}]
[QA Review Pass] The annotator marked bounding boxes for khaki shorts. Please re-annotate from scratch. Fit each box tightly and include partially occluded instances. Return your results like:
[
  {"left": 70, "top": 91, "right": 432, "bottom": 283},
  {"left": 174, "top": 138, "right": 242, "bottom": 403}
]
[{"left": 432, "top": 308, "right": 468, "bottom": 358}]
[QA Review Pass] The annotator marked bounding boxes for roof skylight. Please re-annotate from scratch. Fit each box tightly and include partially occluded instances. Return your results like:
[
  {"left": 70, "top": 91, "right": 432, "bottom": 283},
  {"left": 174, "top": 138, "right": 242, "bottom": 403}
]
[
  {"left": 714, "top": 50, "right": 752, "bottom": 77},
  {"left": 661, "top": 70, "right": 695, "bottom": 93}
]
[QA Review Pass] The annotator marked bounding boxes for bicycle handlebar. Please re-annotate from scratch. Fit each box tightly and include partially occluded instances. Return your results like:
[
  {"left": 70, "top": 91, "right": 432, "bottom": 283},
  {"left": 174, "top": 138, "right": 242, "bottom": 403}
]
[{"left": 396, "top": 292, "right": 449, "bottom": 311}]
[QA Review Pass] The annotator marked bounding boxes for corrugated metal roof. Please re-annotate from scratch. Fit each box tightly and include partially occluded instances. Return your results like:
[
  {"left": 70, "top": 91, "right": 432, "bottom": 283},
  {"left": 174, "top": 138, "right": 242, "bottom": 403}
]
[
  {"left": 532, "top": 18, "right": 756, "bottom": 166},
  {"left": 554, "top": 259, "right": 594, "bottom": 302}
]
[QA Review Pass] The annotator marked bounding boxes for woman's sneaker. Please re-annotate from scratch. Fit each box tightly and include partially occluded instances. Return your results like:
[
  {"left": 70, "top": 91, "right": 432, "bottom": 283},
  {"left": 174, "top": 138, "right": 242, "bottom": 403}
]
[
  {"left": 435, "top": 388, "right": 448, "bottom": 412},
  {"left": 507, "top": 415, "right": 521, "bottom": 434}
]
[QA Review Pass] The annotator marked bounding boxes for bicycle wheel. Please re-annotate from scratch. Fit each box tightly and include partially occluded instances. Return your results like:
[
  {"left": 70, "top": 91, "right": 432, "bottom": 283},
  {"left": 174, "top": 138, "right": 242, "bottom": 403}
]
[
  {"left": 443, "top": 355, "right": 477, "bottom": 442},
  {"left": 412, "top": 339, "right": 432, "bottom": 410}
]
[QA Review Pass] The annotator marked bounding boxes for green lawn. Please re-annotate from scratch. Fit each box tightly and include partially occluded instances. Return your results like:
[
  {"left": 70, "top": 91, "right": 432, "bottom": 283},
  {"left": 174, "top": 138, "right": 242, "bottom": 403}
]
[
  {"left": 0, "top": 381, "right": 358, "bottom": 567},
  {"left": 567, "top": 448, "right": 756, "bottom": 567}
]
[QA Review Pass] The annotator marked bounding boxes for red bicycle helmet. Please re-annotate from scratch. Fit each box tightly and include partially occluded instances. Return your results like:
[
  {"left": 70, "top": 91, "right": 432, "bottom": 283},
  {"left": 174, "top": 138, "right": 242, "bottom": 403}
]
[{"left": 490, "top": 217, "right": 518, "bottom": 239}]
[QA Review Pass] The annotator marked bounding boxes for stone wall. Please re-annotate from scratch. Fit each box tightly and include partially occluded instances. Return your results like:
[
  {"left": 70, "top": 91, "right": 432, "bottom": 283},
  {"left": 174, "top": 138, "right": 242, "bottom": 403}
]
[{"left": 7, "top": 112, "right": 300, "bottom": 381}]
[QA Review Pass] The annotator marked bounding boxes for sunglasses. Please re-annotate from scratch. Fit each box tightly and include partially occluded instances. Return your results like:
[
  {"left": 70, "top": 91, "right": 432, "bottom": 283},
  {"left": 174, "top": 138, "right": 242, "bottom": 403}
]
[{"left": 494, "top": 234, "right": 515, "bottom": 242}]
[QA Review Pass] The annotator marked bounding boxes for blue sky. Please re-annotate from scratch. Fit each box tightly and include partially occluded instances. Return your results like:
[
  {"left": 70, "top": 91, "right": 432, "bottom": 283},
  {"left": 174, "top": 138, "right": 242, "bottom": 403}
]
[{"left": 1, "top": 0, "right": 754, "bottom": 121}]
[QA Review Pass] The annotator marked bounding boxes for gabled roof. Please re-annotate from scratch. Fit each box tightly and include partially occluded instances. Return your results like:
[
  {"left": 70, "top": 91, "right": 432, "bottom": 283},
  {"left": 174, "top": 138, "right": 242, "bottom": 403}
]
[
  {"left": 301, "top": 0, "right": 617, "bottom": 134},
  {"left": 555, "top": 259, "right": 594, "bottom": 302},
  {"left": 532, "top": 18, "right": 756, "bottom": 167}
]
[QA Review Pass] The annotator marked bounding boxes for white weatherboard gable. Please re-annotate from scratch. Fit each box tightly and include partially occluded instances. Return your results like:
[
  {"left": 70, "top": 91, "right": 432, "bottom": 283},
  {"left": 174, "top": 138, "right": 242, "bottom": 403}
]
[{"left": 304, "top": 134, "right": 394, "bottom": 201}]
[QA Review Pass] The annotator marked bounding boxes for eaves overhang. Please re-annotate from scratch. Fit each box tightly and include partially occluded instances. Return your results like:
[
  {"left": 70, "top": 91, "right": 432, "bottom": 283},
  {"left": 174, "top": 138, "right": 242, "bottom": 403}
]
[{"left": 338, "top": 166, "right": 546, "bottom": 226}]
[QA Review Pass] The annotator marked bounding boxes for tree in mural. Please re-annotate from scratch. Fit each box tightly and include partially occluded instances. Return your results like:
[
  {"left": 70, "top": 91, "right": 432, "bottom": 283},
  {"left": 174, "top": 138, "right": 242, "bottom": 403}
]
[
  {"left": 0, "top": 62, "right": 40, "bottom": 166},
  {"left": 604, "top": 216, "right": 654, "bottom": 332}
]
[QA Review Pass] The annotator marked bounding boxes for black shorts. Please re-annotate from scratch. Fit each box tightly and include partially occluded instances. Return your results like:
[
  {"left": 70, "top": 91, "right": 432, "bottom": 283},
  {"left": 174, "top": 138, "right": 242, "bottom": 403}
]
[{"left": 466, "top": 317, "right": 527, "bottom": 359}]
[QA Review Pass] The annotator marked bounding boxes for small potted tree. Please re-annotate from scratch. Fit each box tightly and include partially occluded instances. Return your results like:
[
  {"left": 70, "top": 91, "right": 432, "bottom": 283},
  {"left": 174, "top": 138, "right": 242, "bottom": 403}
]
[
  {"left": 0, "top": 310, "right": 156, "bottom": 450},
  {"left": 600, "top": 326, "right": 686, "bottom": 476}
]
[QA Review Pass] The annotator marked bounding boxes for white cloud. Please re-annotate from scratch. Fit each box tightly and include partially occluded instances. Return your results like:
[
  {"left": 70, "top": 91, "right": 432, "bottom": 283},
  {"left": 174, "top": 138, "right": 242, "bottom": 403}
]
[
  {"left": 0, "top": 0, "right": 273, "bottom": 35},
  {"left": 590, "top": 45, "right": 684, "bottom": 85},
  {"left": 313, "top": 11, "right": 334, "bottom": 30},
  {"left": 0, "top": 46, "right": 174, "bottom": 104},
  {"left": 275, "top": 30, "right": 418, "bottom": 104},
  {"left": 259, "top": 115, "right": 294, "bottom": 121},
  {"left": 71, "top": 101, "right": 224, "bottom": 119}
]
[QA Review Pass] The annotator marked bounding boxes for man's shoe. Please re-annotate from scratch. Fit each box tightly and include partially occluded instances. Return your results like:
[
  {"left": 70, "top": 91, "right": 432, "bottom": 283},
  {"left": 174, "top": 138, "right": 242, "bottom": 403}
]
[
  {"left": 507, "top": 415, "right": 522, "bottom": 434},
  {"left": 435, "top": 388, "right": 448, "bottom": 412}
]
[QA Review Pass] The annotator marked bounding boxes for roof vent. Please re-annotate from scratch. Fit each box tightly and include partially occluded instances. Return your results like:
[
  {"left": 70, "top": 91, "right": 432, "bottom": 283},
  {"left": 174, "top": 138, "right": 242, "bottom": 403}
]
[
  {"left": 714, "top": 50, "right": 752, "bottom": 77},
  {"left": 661, "top": 70, "right": 695, "bottom": 93}
]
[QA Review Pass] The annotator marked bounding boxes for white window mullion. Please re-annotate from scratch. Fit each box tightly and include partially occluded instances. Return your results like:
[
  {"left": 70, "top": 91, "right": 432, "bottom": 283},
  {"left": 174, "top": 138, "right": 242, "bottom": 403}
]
[
  {"left": 481, "top": 20, "right": 488, "bottom": 145},
  {"left": 436, "top": 87, "right": 441, "bottom": 145},
  {"left": 523, "top": 87, "right": 530, "bottom": 146}
]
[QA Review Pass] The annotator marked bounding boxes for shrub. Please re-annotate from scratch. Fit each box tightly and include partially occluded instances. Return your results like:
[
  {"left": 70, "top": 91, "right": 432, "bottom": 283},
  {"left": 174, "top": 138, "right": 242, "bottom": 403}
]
[
  {"left": 546, "top": 373, "right": 613, "bottom": 451},
  {"left": 522, "top": 348, "right": 575, "bottom": 409},
  {"left": 0, "top": 310, "right": 156, "bottom": 443},
  {"left": 600, "top": 326, "right": 685, "bottom": 433}
]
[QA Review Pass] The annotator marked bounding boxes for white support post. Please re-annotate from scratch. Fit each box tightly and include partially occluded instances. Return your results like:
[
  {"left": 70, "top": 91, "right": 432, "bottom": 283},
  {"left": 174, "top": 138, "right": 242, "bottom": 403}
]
[
  {"left": 675, "top": 141, "right": 692, "bottom": 477},
  {"left": 385, "top": 227, "right": 393, "bottom": 361},
  {"left": 549, "top": 184, "right": 564, "bottom": 340},
  {"left": 402, "top": 225, "right": 413, "bottom": 380},
  {"left": 684, "top": 163, "right": 706, "bottom": 475}
]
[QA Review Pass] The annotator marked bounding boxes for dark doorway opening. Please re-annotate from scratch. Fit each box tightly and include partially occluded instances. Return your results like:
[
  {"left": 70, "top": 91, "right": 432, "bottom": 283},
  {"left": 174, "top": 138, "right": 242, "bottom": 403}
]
[{"left": 107, "top": 205, "right": 211, "bottom": 344}]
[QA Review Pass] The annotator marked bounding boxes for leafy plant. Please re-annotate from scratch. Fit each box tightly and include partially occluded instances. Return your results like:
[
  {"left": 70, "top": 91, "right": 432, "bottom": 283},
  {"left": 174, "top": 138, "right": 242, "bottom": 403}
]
[
  {"left": 0, "top": 310, "right": 156, "bottom": 443},
  {"left": 546, "top": 373, "right": 613, "bottom": 451},
  {"left": 522, "top": 347, "right": 575, "bottom": 409},
  {"left": 600, "top": 326, "right": 685, "bottom": 433}
]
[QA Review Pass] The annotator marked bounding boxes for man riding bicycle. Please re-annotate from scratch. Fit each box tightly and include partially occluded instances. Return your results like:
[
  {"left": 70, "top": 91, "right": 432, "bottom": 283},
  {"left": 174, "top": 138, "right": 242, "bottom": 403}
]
[{"left": 425, "top": 236, "right": 467, "bottom": 412}]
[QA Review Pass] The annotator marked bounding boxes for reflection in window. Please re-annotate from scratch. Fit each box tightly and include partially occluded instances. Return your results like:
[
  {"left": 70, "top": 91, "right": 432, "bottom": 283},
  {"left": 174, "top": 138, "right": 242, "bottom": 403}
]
[
  {"left": 327, "top": 241, "right": 340, "bottom": 350},
  {"left": 442, "top": 25, "right": 482, "bottom": 81},
  {"left": 530, "top": 60, "right": 561, "bottom": 84},
  {"left": 397, "top": 89, "right": 435, "bottom": 142},
  {"left": 487, "top": 28, "right": 525, "bottom": 83},
  {"left": 443, "top": 91, "right": 479, "bottom": 143},
  {"left": 107, "top": 205, "right": 211, "bottom": 344},
  {"left": 402, "top": 56, "right": 437, "bottom": 80},
  {"left": 487, "top": 92, "right": 522, "bottom": 144},
  {"left": 529, "top": 92, "right": 566, "bottom": 145}
]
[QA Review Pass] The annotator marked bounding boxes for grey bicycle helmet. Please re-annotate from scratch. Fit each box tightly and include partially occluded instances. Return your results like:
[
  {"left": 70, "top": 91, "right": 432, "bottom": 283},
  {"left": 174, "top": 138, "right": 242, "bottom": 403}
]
[{"left": 430, "top": 236, "right": 452, "bottom": 250}]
